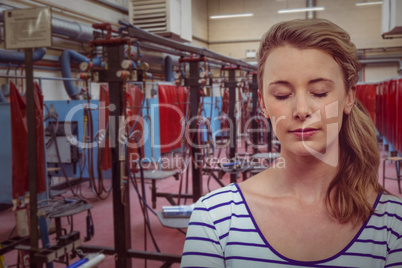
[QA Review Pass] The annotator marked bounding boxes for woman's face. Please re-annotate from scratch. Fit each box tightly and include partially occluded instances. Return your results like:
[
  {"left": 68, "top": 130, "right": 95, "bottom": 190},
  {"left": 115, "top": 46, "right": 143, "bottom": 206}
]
[{"left": 260, "top": 45, "right": 355, "bottom": 163}]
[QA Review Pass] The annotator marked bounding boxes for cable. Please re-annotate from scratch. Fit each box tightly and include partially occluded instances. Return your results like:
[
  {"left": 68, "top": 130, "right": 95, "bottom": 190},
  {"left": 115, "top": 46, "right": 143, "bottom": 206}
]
[
  {"left": 126, "top": 135, "right": 161, "bottom": 254},
  {"left": 96, "top": 121, "right": 112, "bottom": 194},
  {"left": 186, "top": 88, "right": 207, "bottom": 169},
  {"left": 45, "top": 102, "right": 109, "bottom": 202},
  {"left": 123, "top": 86, "right": 162, "bottom": 259},
  {"left": 44, "top": 104, "right": 80, "bottom": 198},
  {"left": 83, "top": 104, "right": 111, "bottom": 200},
  {"left": 39, "top": 198, "right": 88, "bottom": 219},
  {"left": 174, "top": 86, "right": 190, "bottom": 205}
]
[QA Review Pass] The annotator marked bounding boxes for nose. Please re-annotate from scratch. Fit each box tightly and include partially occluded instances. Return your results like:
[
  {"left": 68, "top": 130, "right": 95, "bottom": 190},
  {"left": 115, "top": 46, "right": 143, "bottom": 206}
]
[{"left": 293, "top": 93, "right": 312, "bottom": 120}]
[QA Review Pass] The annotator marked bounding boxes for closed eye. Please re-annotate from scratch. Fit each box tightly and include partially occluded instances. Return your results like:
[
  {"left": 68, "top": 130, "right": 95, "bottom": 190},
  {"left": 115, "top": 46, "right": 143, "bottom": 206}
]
[
  {"left": 275, "top": 95, "right": 290, "bottom": 100},
  {"left": 314, "top": 92, "right": 328, "bottom": 98}
]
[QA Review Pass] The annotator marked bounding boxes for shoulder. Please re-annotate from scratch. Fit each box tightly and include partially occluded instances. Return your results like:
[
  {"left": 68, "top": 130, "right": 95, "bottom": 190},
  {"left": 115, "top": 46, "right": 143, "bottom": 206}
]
[
  {"left": 191, "top": 183, "right": 248, "bottom": 226},
  {"left": 375, "top": 193, "right": 402, "bottom": 214},
  {"left": 371, "top": 193, "right": 402, "bottom": 236},
  {"left": 371, "top": 193, "right": 402, "bottom": 265},
  {"left": 196, "top": 183, "right": 244, "bottom": 210}
]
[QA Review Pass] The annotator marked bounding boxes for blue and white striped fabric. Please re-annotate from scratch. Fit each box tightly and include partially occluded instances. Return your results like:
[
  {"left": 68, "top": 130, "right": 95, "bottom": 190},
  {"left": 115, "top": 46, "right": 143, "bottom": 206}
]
[{"left": 181, "top": 183, "right": 402, "bottom": 267}]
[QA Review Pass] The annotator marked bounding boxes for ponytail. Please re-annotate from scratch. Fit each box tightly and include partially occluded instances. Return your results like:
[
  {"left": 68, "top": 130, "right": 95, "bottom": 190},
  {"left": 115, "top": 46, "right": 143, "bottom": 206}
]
[{"left": 326, "top": 98, "right": 386, "bottom": 224}]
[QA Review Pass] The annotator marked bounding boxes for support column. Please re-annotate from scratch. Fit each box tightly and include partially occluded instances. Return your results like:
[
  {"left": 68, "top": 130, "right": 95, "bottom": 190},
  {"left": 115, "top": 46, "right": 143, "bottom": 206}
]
[
  {"left": 226, "top": 68, "right": 237, "bottom": 183},
  {"left": 249, "top": 73, "right": 258, "bottom": 154},
  {"left": 104, "top": 45, "right": 132, "bottom": 268},
  {"left": 187, "top": 60, "right": 202, "bottom": 202},
  {"left": 26, "top": 48, "right": 40, "bottom": 268}
]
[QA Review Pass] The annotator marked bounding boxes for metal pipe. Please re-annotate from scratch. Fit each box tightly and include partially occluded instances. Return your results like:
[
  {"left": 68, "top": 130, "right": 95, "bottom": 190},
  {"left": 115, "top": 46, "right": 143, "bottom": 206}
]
[
  {"left": 164, "top": 56, "right": 174, "bottom": 82},
  {"left": 122, "top": 21, "right": 257, "bottom": 70},
  {"left": 363, "top": 54, "right": 402, "bottom": 60},
  {"left": 0, "top": 74, "right": 83, "bottom": 81},
  {"left": 360, "top": 58, "right": 402, "bottom": 75},
  {"left": 306, "top": 0, "right": 316, "bottom": 19},
  {"left": 52, "top": 17, "right": 94, "bottom": 42},
  {"left": 139, "top": 41, "right": 188, "bottom": 58},
  {"left": 93, "top": 0, "right": 128, "bottom": 14},
  {"left": 209, "top": 38, "right": 261, "bottom": 45}
]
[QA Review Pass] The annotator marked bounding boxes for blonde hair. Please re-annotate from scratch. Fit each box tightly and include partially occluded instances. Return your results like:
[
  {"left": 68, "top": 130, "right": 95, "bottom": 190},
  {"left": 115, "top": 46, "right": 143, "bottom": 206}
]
[{"left": 258, "top": 19, "right": 386, "bottom": 224}]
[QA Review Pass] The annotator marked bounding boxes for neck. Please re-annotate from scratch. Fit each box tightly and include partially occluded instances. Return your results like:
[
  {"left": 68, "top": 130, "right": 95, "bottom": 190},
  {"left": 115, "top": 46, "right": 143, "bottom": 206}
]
[{"left": 273, "top": 151, "right": 339, "bottom": 205}]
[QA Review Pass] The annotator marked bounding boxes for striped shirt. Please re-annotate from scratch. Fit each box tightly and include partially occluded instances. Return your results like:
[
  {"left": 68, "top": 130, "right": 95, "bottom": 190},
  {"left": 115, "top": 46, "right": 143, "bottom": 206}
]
[{"left": 181, "top": 183, "right": 402, "bottom": 267}]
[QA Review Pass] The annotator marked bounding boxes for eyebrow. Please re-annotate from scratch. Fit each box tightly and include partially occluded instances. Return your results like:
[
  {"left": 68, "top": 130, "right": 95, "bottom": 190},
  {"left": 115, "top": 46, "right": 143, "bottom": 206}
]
[
  {"left": 268, "top": 78, "right": 334, "bottom": 87},
  {"left": 268, "top": 80, "right": 290, "bottom": 87},
  {"left": 308, "top": 78, "right": 334, "bottom": 85}
]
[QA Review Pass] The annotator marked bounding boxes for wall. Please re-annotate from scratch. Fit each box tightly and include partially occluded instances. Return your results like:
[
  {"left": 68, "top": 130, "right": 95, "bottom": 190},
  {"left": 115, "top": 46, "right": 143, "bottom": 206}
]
[
  {"left": 206, "top": 0, "right": 402, "bottom": 82},
  {"left": 364, "top": 64, "right": 400, "bottom": 83},
  {"left": 318, "top": 0, "right": 399, "bottom": 49},
  {"left": 191, "top": 0, "right": 209, "bottom": 48}
]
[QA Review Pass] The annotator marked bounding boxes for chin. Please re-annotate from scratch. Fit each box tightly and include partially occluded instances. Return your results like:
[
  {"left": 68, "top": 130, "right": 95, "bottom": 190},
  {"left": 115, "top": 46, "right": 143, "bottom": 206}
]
[{"left": 287, "top": 142, "right": 328, "bottom": 157}]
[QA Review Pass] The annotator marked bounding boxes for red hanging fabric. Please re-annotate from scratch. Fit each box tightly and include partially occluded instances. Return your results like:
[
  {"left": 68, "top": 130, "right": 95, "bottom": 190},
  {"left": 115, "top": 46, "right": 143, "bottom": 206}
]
[
  {"left": 126, "top": 85, "right": 144, "bottom": 171},
  {"left": 221, "top": 89, "right": 230, "bottom": 130},
  {"left": 98, "top": 84, "right": 112, "bottom": 170},
  {"left": 10, "top": 82, "right": 46, "bottom": 199},
  {"left": 10, "top": 82, "right": 29, "bottom": 199},
  {"left": 99, "top": 85, "right": 144, "bottom": 171},
  {"left": 158, "top": 85, "right": 188, "bottom": 154},
  {"left": 367, "top": 84, "right": 376, "bottom": 123}
]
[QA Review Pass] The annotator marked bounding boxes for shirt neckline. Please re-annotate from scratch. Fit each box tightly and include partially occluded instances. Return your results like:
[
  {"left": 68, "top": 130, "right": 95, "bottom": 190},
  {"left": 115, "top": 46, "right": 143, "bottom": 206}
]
[{"left": 233, "top": 182, "right": 383, "bottom": 265}]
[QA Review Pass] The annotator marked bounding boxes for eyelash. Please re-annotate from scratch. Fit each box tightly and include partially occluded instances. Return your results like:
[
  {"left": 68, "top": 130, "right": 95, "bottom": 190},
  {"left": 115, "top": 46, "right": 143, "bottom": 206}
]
[
  {"left": 314, "top": 92, "right": 328, "bottom": 98},
  {"left": 274, "top": 92, "right": 328, "bottom": 100},
  {"left": 275, "top": 95, "right": 289, "bottom": 100}
]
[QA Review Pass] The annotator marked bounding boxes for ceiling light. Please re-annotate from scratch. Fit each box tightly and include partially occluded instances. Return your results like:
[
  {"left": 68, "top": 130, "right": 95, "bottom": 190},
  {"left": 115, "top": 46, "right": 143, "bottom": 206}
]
[
  {"left": 210, "top": 13, "right": 254, "bottom": 19},
  {"left": 355, "top": 1, "right": 382, "bottom": 6},
  {"left": 278, "top": 6, "right": 325, "bottom": 14}
]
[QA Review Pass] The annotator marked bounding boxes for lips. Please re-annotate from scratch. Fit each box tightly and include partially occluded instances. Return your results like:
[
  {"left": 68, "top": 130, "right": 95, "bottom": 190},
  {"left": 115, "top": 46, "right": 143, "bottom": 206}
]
[{"left": 290, "top": 128, "right": 319, "bottom": 138}]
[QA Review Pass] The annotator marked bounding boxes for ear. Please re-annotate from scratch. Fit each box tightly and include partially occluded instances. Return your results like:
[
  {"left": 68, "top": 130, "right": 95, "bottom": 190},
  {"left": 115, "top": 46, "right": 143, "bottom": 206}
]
[
  {"left": 258, "top": 91, "right": 269, "bottom": 119},
  {"left": 343, "top": 86, "right": 356, "bottom": 115}
]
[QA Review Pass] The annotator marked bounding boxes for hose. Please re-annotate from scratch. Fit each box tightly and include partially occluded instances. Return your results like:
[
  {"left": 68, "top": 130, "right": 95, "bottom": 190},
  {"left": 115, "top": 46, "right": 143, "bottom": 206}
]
[
  {"left": 59, "top": 49, "right": 102, "bottom": 100},
  {"left": 0, "top": 48, "right": 46, "bottom": 64},
  {"left": 83, "top": 105, "right": 111, "bottom": 200},
  {"left": 127, "top": 130, "right": 161, "bottom": 264}
]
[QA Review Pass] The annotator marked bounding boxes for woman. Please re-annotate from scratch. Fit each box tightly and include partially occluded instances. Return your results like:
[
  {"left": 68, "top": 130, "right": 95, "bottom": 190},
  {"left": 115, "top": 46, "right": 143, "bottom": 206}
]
[{"left": 181, "top": 19, "right": 402, "bottom": 267}]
